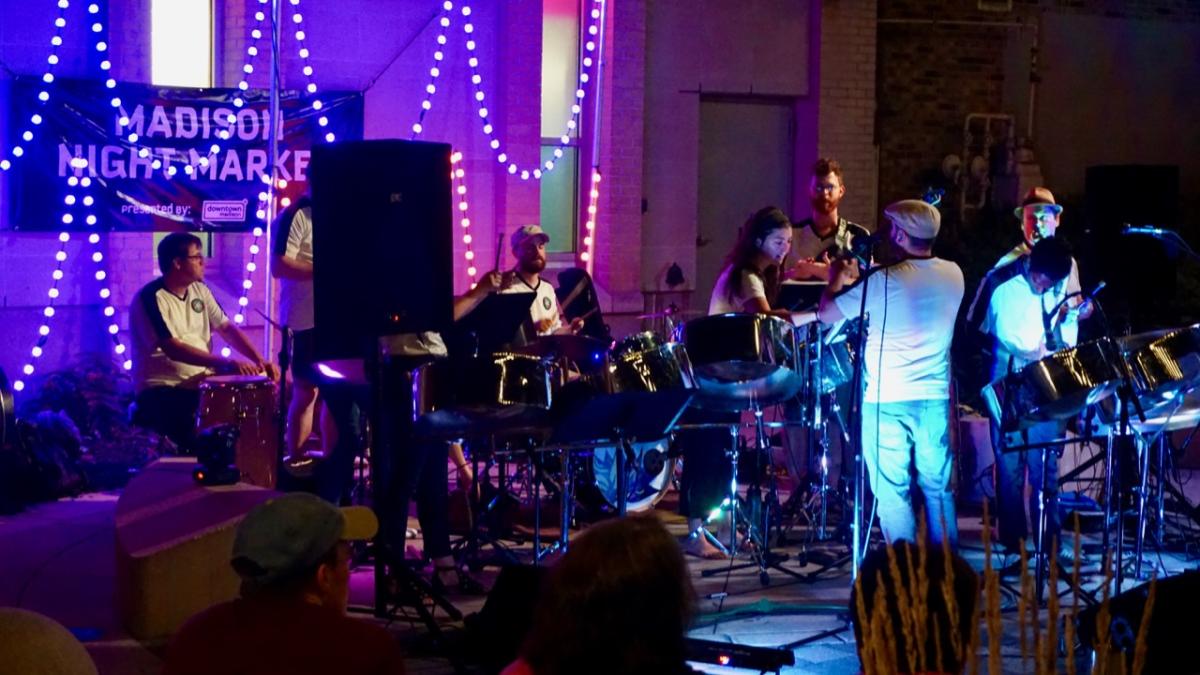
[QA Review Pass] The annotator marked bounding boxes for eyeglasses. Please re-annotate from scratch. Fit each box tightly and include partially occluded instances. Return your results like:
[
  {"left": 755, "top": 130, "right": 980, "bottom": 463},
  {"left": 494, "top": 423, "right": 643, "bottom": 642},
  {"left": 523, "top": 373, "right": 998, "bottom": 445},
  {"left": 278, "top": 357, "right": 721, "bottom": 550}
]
[
  {"left": 812, "top": 185, "right": 840, "bottom": 194},
  {"left": 183, "top": 254, "right": 204, "bottom": 261}
]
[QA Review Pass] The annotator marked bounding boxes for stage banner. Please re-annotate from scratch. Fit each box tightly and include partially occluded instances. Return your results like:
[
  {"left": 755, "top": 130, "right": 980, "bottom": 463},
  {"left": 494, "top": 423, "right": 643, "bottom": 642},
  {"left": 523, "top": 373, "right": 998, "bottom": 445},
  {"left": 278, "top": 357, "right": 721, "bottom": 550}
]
[{"left": 4, "top": 78, "right": 363, "bottom": 232}]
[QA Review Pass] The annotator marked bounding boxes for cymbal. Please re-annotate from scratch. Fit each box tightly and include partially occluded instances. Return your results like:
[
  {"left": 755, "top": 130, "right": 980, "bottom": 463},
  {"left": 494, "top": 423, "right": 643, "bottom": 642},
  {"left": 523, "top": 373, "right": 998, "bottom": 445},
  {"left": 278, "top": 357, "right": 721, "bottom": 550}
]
[
  {"left": 514, "top": 334, "right": 611, "bottom": 365},
  {"left": 636, "top": 309, "right": 705, "bottom": 320}
]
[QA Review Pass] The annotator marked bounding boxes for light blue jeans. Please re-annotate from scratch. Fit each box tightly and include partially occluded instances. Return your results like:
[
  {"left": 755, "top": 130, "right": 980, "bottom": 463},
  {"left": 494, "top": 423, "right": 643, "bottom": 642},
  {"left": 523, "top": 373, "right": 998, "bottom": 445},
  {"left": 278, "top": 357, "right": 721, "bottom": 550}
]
[{"left": 861, "top": 399, "right": 957, "bottom": 549}]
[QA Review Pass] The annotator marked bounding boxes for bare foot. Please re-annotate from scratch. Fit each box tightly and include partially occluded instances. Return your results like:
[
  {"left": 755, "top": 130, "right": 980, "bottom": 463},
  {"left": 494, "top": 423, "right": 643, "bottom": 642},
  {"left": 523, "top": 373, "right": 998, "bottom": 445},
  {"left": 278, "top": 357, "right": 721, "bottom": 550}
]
[{"left": 685, "top": 531, "right": 728, "bottom": 560}]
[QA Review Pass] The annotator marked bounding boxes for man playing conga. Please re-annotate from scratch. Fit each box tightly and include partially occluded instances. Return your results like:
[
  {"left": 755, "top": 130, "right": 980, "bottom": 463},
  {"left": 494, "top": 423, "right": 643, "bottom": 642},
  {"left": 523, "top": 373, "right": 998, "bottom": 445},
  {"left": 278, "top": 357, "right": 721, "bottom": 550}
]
[{"left": 129, "top": 232, "right": 277, "bottom": 452}]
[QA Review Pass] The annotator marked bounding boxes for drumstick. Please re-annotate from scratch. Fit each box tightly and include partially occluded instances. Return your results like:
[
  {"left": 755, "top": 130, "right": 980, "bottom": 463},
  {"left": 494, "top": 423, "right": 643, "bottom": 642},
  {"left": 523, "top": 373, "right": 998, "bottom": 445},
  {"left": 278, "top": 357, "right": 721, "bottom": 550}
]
[
  {"left": 558, "top": 275, "right": 590, "bottom": 310},
  {"left": 575, "top": 305, "right": 601, "bottom": 322},
  {"left": 494, "top": 228, "right": 505, "bottom": 272}
]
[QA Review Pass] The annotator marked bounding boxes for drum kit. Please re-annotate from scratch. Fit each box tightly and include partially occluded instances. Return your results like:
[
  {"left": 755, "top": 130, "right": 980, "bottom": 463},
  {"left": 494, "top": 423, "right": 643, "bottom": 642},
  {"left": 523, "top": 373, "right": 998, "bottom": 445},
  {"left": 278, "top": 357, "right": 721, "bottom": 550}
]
[
  {"left": 979, "top": 322, "right": 1200, "bottom": 592},
  {"left": 400, "top": 306, "right": 867, "bottom": 580}
]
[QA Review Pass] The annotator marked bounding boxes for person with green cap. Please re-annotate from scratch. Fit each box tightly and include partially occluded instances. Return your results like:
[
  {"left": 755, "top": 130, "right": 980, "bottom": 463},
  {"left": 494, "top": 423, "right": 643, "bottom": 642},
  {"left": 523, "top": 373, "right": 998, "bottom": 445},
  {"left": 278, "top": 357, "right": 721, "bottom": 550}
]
[{"left": 164, "top": 493, "right": 406, "bottom": 675}]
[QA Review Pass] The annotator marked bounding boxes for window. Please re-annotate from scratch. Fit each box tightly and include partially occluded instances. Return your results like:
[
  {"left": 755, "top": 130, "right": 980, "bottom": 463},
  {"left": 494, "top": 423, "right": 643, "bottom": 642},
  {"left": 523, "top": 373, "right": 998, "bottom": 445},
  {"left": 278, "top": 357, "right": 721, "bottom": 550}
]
[
  {"left": 540, "top": 0, "right": 581, "bottom": 254},
  {"left": 151, "top": 0, "right": 213, "bottom": 87}
]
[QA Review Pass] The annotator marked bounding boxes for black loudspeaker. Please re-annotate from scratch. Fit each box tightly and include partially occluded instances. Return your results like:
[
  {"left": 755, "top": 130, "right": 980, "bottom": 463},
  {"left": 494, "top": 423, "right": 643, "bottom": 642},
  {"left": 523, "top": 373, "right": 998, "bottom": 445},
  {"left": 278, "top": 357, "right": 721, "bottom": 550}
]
[
  {"left": 1077, "top": 569, "right": 1200, "bottom": 673},
  {"left": 309, "top": 140, "right": 454, "bottom": 363},
  {"left": 1083, "top": 165, "right": 1180, "bottom": 331},
  {"left": 464, "top": 565, "right": 548, "bottom": 674}
]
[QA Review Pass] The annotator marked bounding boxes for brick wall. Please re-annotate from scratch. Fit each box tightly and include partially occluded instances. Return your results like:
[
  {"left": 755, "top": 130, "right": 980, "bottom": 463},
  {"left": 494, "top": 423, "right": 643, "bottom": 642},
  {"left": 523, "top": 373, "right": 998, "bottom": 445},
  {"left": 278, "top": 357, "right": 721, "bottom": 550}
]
[
  {"left": 594, "top": 0, "right": 645, "bottom": 311},
  {"left": 818, "top": 0, "right": 879, "bottom": 229},
  {"left": 877, "top": 0, "right": 1200, "bottom": 218},
  {"left": 0, "top": 0, "right": 549, "bottom": 382}
]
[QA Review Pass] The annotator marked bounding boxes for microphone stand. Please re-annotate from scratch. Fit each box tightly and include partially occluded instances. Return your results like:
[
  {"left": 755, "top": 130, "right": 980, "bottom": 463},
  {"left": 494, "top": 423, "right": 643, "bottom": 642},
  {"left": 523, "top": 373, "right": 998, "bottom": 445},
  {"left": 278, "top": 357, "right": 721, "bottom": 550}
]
[
  {"left": 256, "top": 308, "right": 291, "bottom": 473},
  {"left": 1089, "top": 297, "right": 1147, "bottom": 595}
]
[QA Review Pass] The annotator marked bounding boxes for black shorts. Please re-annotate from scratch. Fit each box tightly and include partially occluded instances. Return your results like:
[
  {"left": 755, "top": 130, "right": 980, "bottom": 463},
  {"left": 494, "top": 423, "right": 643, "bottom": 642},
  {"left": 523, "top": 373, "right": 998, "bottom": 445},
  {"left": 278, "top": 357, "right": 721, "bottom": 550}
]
[{"left": 289, "top": 328, "right": 319, "bottom": 384}]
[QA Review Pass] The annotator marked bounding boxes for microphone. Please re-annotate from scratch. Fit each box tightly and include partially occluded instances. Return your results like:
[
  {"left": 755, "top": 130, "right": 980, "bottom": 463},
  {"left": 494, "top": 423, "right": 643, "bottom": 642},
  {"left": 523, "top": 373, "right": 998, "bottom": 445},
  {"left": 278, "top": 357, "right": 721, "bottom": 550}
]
[
  {"left": 1085, "top": 280, "right": 1106, "bottom": 301},
  {"left": 1123, "top": 224, "right": 1169, "bottom": 237},
  {"left": 849, "top": 231, "right": 881, "bottom": 254}
]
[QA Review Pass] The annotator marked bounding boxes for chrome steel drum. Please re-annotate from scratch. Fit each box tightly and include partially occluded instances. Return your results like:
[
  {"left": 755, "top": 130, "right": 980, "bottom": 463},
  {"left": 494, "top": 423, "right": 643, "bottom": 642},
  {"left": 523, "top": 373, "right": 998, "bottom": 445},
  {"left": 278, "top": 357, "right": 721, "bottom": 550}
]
[
  {"left": 607, "top": 332, "right": 697, "bottom": 393},
  {"left": 1121, "top": 324, "right": 1200, "bottom": 407},
  {"left": 196, "top": 374, "right": 278, "bottom": 488},
  {"left": 981, "top": 338, "right": 1123, "bottom": 430},
  {"left": 413, "top": 353, "right": 554, "bottom": 433},
  {"left": 799, "top": 318, "right": 859, "bottom": 394},
  {"left": 681, "top": 313, "right": 801, "bottom": 406},
  {"left": 577, "top": 440, "right": 675, "bottom": 513}
]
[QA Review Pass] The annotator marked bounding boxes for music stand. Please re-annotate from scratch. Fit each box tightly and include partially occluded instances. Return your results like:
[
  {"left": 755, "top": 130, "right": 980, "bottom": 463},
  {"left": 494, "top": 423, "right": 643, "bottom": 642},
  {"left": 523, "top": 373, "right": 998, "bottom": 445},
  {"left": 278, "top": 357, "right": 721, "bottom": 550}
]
[
  {"left": 778, "top": 281, "right": 826, "bottom": 312},
  {"left": 447, "top": 292, "right": 536, "bottom": 357}
]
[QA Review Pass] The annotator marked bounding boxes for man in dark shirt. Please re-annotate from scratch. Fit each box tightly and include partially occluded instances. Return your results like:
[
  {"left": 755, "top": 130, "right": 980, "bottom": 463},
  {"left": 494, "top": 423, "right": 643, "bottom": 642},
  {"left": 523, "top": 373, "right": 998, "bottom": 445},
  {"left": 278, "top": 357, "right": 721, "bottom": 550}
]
[{"left": 163, "top": 493, "right": 406, "bottom": 675}]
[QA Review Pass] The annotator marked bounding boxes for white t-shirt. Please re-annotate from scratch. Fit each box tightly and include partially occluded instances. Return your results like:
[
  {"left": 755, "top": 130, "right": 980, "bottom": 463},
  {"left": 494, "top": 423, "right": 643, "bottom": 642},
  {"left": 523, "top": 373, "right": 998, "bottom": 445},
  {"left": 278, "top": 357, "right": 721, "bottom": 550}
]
[
  {"left": 968, "top": 256, "right": 1078, "bottom": 380},
  {"left": 833, "top": 257, "right": 965, "bottom": 403},
  {"left": 792, "top": 217, "right": 869, "bottom": 262},
  {"left": 129, "top": 279, "right": 229, "bottom": 390},
  {"left": 277, "top": 206, "right": 314, "bottom": 331},
  {"left": 708, "top": 266, "right": 766, "bottom": 315},
  {"left": 501, "top": 274, "right": 562, "bottom": 336}
]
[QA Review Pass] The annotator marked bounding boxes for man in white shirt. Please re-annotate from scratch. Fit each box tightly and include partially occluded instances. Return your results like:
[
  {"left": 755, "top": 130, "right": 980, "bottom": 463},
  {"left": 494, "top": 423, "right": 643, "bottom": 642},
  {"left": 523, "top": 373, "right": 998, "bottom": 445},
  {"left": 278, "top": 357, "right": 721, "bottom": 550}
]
[
  {"left": 271, "top": 197, "right": 333, "bottom": 462},
  {"left": 818, "top": 200, "right": 965, "bottom": 547},
  {"left": 130, "top": 233, "right": 277, "bottom": 451},
  {"left": 967, "top": 236, "right": 1079, "bottom": 558},
  {"left": 498, "top": 224, "right": 583, "bottom": 337}
]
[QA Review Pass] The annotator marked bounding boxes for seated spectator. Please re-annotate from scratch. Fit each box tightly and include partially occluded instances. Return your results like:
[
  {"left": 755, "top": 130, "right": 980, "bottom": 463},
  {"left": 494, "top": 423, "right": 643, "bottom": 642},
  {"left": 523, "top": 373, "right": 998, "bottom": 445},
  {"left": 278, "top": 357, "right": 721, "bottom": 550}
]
[
  {"left": 163, "top": 493, "right": 406, "bottom": 675},
  {"left": 850, "top": 540, "right": 979, "bottom": 675},
  {"left": 0, "top": 607, "right": 98, "bottom": 675},
  {"left": 504, "top": 514, "right": 697, "bottom": 675}
]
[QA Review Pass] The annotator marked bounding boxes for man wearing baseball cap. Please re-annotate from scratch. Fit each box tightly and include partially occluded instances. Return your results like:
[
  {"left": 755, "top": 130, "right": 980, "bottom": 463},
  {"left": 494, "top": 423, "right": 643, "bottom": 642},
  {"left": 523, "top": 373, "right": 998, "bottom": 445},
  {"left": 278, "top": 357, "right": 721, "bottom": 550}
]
[
  {"left": 818, "top": 199, "right": 965, "bottom": 548},
  {"left": 454, "top": 224, "right": 583, "bottom": 337},
  {"left": 164, "top": 493, "right": 406, "bottom": 675}
]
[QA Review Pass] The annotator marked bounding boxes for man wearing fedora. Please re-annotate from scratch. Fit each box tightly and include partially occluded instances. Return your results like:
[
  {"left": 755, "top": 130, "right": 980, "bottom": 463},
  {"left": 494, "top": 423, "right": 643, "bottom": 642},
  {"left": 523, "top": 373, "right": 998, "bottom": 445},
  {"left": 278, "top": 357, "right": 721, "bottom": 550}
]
[
  {"left": 995, "top": 188, "right": 1092, "bottom": 322},
  {"left": 819, "top": 200, "right": 965, "bottom": 548}
]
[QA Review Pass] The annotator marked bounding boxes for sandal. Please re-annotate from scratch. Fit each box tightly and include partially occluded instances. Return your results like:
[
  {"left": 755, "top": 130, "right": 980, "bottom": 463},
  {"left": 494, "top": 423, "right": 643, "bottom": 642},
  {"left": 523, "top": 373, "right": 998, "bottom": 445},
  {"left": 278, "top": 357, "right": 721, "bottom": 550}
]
[{"left": 432, "top": 565, "right": 487, "bottom": 596}]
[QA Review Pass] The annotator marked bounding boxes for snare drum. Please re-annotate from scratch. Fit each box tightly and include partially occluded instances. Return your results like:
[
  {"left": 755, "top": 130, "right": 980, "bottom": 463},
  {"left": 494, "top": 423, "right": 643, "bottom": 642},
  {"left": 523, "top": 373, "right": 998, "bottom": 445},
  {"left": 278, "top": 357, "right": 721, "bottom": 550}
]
[{"left": 196, "top": 374, "right": 278, "bottom": 488}]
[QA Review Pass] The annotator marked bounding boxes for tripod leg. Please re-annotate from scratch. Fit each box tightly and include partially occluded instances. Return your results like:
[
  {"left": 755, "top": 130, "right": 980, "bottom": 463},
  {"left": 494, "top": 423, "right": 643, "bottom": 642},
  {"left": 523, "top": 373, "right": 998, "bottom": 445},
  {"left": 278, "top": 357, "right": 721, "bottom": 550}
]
[{"left": 1135, "top": 434, "right": 1151, "bottom": 579}]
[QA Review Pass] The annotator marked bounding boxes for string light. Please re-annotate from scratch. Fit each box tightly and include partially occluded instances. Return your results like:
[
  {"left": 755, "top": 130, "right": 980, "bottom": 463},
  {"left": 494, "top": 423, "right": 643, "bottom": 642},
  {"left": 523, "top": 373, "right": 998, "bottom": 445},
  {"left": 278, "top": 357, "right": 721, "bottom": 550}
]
[
  {"left": 67, "top": 155, "right": 132, "bottom": 369},
  {"left": 579, "top": 169, "right": 601, "bottom": 274},
  {"left": 1, "top": 0, "right": 71, "bottom": 172},
  {"left": 111, "top": 2, "right": 268, "bottom": 178},
  {"left": 287, "top": 0, "right": 334, "bottom": 142},
  {"left": 228, "top": 216, "right": 266, "bottom": 324},
  {"left": 409, "top": 1, "right": 454, "bottom": 139},
  {"left": 450, "top": 151, "right": 478, "bottom": 287},
  {"left": 14, "top": 229, "right": 72, "bottom": 393},
  {"left": 458, "top": 0, "right": 603, "bottom": 181}
]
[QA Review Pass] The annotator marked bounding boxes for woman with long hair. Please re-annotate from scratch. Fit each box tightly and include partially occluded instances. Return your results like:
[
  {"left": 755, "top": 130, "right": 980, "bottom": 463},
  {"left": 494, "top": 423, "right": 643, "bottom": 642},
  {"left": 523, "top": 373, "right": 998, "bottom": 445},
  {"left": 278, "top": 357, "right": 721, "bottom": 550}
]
[
  {"left": 503, "top": 515, "right": 697, "bottom": 675},
  {"left": 709, "top": 205, "right": 800, "bottom": 320},
  {"left": 678, "top": 206, "right": 807, "bottom": 559}
]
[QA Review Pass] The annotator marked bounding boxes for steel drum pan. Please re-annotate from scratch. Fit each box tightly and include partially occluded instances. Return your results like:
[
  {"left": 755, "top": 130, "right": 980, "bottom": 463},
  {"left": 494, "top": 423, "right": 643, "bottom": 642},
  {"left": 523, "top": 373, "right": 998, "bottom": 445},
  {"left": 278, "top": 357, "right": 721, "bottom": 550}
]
[
  {"left": 607, "top": 332, "right": 697, "bottom": 394},
  {"left": 1120, "top": 324, "right": 1200, "bottom": 409},
  {"left": 680, "top": 313, "right": 802, "bottom": 408},
  {"left": 412, "top": 352, "right": 555, "bottom": 434},
  {"left": 981, "top": 338, "right": 1125, "bottom": 431}
]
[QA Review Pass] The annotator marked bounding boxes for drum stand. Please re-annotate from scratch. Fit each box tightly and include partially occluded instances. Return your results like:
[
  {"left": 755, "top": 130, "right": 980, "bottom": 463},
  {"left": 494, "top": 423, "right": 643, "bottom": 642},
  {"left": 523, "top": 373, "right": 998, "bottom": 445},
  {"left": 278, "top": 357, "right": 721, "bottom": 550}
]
[
  {"left": 453, "top": 435, "right": 527, "bottom": 570},
  {"left": 701, "top": 405, "right": 806, "bottom": 585},
  {"left": 786, "top": 328, "right": 856, "bottom": 581}
]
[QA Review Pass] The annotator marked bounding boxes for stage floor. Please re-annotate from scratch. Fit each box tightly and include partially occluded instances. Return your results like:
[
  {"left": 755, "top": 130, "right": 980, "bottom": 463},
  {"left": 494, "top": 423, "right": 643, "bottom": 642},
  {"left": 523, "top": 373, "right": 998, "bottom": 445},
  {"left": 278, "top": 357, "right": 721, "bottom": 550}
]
[{"left": 2, "top": 483, "right": 1199, "bottom": 674}]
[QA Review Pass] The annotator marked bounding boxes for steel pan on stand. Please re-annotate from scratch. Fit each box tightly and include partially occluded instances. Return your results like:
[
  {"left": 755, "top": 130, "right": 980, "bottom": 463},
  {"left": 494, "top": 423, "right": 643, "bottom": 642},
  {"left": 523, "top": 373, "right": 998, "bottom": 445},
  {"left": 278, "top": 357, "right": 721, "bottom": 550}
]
[
  {"left": 981, "top": 338, "right": 1125, "bottom": 431},
  {"left": 680, "top": 313, "right": 802, "bottom": 409}
]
